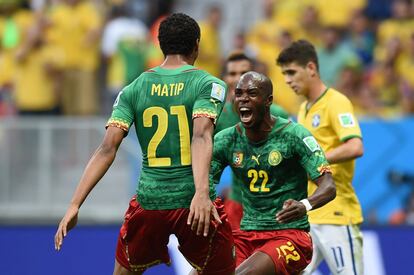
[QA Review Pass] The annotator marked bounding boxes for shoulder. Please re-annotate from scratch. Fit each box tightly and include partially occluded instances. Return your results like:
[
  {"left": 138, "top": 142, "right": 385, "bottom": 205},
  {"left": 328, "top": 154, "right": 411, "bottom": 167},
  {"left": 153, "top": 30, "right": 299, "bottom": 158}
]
[
  {"left": 215, "top": 125, "right": 238, "bottom": 140},
  {"left": 197, "top": 70, "right": 226, "bottom": 86},
  {"left": 270, "top": 104, "right": 289, "bottom": 119},
  {"left": 280, "top": 119, "right": 311, "bottom": 139},
  {"left": 327, "top": 88, "right": 352, "bottom": 105}
]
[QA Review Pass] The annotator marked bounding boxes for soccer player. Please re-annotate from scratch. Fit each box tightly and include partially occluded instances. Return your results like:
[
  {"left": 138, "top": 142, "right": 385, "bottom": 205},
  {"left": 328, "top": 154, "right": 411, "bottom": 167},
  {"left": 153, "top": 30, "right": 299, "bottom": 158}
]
[
  {"left": 54, "top": 13, "right": 235, "bottom": 275},
  {"left": 210, "top": 71, "right": 336, "bottom": 274},
  {"left": 216, "top": 52, "right": 289, "bottom": 231},
  {"left": 277, "top": 40, "right": 364, "bottom": 275}
]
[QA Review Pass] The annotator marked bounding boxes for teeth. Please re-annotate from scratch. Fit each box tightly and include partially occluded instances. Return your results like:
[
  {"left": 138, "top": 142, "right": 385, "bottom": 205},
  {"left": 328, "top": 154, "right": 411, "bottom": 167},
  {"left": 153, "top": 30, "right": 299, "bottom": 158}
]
[{"left": 240, "top": 107, "right": 250, "bottom": 111}]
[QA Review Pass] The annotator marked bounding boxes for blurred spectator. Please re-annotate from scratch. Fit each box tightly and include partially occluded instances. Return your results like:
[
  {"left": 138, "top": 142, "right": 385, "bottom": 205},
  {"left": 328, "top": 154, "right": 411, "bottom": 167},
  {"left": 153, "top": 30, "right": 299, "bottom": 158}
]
[
  {"left": 395, "top": 32, "right": 414, "bottom": 114},
  {"left": 269, "top": 30, "right": 304, "bottom": 115},
  {"left": 272, "top": 0, "right": 305, "bottom": 30},
  {"left": 369, "top": 61, "right": 405, "bottom": 117},
  {"left": 375, "top": 0, "right": 414, "bottom": 63},
  {"left": 365, "top": 0, "right": 392, "bottom": 20},
  {"left": 290, "top": 5, "right": 322, "bottom": 47},
  {"left": 46, "top": 0, "right": 103, "bottom": 116},
  {"left": 336, "top": 64, "right": 379, "bottom": 117},
  {"left": 195, "top": 4, "right": 222, "bottom": 76},
  {"left": 101, "top": 4, "right": 148, "bottom": 107},
  {"left": 317, "top": 26, "right": 361, "bottom": 88},
  {"left": 0, "top": 0, "right": 33, "bottom": 116},
  {"left": 247, "top": 0, "right": 278, "bottom": 65},
  {"left": 313, "top": 0, "right": 367, "bottom": 28},
  {"left": 344, "top": 10, "right": 375, "bottom": 67},
  {"left": 13, "top": 13, "right": 63, "bottom": 115},
  {"left": 230, "top": 30, "right": 257, "bottom": 59}
]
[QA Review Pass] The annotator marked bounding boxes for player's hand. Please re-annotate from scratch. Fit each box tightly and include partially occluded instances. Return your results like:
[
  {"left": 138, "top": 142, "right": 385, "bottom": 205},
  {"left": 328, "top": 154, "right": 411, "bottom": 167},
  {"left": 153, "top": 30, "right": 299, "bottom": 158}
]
[
  {"left": 187, "top": 192, "right": 222, "bottom": 237},
  {"left": 54, "top": 204, "right": 79, "bottom": 251},
  {"left": 275, "top": 199, "right": 307, "bottom": 224}
]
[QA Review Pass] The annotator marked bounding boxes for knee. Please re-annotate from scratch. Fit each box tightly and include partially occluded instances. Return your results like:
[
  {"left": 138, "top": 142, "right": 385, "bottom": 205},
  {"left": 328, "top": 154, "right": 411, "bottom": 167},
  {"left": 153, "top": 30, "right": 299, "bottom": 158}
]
[{"left": 236, "top": 265, "right": 262, "bottom": 275}]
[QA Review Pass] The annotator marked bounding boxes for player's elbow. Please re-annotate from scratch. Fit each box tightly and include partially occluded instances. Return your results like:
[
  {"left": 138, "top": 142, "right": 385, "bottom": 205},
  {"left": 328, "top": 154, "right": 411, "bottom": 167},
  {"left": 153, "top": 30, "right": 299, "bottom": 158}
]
[
  {"left": 348, "top": 138, "right": 364, "bottom": 159},
  {"left": 98, "top": 142, "right": 117, "bottom": 159},
  {"left": 354, "top": 144, "right": 364, "bottom": 158}
]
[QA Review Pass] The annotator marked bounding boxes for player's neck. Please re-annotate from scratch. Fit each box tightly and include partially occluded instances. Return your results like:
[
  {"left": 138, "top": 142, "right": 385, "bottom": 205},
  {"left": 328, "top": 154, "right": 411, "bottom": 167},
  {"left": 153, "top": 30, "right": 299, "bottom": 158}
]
[
  {"left": 160, "top": 55, "right": 194, "bottom": 68},
  {"left": 245, "top": 114, "right": 275, "bottom": 143},
  {"left": 307, "top": 80, "right": 327, "bottom": 104}
]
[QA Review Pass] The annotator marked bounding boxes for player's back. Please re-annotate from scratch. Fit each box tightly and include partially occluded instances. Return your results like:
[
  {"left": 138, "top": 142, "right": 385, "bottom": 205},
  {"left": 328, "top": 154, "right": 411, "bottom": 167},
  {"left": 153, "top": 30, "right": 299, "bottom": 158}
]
[{"left": 109, "top": 64, "right": 226, "bottom": 210}]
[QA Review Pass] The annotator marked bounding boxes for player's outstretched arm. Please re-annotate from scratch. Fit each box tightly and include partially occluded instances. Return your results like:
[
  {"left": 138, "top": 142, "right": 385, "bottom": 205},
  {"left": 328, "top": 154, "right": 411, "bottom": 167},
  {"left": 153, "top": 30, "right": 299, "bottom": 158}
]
[
  {"left": 276, "top": 173, "right": 336, "bottom": 224},
  {"left": 187, "top": 117, "right": 222, "bottom": 237},
  {"left": 54, "top": 126, "right": 125, "bottom": 251}
]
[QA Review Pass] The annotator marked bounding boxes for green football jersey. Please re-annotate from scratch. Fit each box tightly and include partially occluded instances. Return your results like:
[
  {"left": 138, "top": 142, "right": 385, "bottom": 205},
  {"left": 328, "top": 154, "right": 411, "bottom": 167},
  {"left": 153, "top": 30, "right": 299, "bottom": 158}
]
[
  {"left": 214, "top": 103, "right": 290, "bottom": 203},
  {"left": 211, "top": 118, "right": 330, "bottom": 231},
  {"left": 107, "top": 65, "right": 227, "bottom": 210}
]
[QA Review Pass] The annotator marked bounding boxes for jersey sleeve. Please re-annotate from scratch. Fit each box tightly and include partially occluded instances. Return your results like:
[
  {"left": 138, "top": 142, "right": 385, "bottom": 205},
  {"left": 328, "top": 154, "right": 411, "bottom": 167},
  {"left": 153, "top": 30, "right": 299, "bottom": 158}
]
[
  {"left": 210, "top": 130, "right": 232, "bottom": 185},
  {"left": 329, "top": 95, "right": 362, "bottom": 142},
  {"left": 295, "top": 125, "right": 332, "bottom": 181},
  {"left": 106, "top": 83, "right": 135, "bottom": 133},
  {"left": 192, "top": 76, "right": 227, "bottom": 125}
]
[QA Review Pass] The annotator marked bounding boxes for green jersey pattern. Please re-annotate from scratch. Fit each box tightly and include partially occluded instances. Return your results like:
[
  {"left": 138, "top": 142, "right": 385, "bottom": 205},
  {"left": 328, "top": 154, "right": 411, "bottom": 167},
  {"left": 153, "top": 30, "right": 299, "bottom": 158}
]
[
  {"left": 214, "top": 103, "right": 290, "bottom": 203},
  {"left": 107, "top": 65, "right": 227, "bottom": 210},
  {"left": 211, "top": 118, "right": 330, "bottom": 231}
]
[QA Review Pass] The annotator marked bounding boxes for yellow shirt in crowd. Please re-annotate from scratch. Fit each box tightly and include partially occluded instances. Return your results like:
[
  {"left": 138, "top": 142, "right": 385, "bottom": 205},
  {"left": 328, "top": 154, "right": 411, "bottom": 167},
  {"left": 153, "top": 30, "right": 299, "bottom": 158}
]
[
  {"left": 195, "top": 22, "right": 221, "bottom": 77},
  {"left": 47, "top": 1, "right": 102, "bottom": 71}
]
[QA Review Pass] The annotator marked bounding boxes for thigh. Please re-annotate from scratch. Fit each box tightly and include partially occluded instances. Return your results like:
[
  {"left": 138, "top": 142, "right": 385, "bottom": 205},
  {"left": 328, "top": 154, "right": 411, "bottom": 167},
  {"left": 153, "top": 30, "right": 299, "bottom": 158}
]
[
  {"left": 115, "top": 196, "right": 171, "bottom": 273},
  {"left": 311, "top": 224, "right": 363, "bottom": 275},
  {"left": 301, "top": 236, "right": 324, "bottom": 275},
  {"left": 224, "top": 198, "right": 243, "bottom": 231},
  {"left": 258, "top": 230, "right": 313, "bottom": 275},
  {"left": 175, "top": 198, "right": 236, "bottom": 275},
  {"left": 233, "top": 229, "right": 255, "bottom": 267}
]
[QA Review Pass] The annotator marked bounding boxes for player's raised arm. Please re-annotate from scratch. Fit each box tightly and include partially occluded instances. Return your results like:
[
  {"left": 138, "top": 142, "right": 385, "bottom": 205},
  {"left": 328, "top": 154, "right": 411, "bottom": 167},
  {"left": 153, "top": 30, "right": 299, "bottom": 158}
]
[
  {"left": 54, "top": 126, "right": 125, "bottom": 251},
  {"left": 187, "top": 116, "right": 222, "bottom": 237}
]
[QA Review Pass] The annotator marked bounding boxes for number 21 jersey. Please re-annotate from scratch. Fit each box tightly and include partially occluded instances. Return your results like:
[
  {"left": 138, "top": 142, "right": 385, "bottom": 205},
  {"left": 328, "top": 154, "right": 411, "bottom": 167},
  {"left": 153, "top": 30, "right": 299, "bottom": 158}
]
[{"left": 107, "top": 65, "right": 227, "bottom": 210}]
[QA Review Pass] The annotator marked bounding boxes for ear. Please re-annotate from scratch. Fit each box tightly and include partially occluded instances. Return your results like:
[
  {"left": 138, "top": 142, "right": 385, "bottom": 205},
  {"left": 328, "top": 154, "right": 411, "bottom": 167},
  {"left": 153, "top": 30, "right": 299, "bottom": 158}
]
[
  {"left": 306, "top": 62, "right": 318, "bottom": 77},
  {"left": 266, "top": 94, "right": 273, "bottom": 107},
  {"left": 195, "top": 39, "right": 200, "bottom": 52}
]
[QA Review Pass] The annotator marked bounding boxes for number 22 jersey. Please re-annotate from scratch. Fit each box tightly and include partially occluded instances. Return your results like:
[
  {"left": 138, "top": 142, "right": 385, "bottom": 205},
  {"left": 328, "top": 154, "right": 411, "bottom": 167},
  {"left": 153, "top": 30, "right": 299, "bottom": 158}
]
[
  {"left": 107, "top": 65, "right": 227, "bottom": 210},
  {"left": 210, "top": 118, "right": 331, "bottom": 231}
]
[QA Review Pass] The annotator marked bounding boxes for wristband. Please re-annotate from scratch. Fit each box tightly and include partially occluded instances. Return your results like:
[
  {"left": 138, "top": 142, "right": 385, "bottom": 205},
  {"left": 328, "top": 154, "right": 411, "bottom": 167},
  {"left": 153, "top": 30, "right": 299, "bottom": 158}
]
[{"left": 300, "top": 199, "right": 313, "bottom": 212}]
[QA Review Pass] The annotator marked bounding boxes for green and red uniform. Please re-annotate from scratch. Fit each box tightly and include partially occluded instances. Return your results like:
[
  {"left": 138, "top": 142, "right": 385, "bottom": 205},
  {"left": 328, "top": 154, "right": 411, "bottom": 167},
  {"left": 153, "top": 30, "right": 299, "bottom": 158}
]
[
  {"left": 215, "top": 103, "right": 289, "bottom": 230},
  {"left": 108, "top": 65, "right": 235, "bottom": 273},
  {"left": 210, "top": 117, "right": 331, "bottom": 274}
]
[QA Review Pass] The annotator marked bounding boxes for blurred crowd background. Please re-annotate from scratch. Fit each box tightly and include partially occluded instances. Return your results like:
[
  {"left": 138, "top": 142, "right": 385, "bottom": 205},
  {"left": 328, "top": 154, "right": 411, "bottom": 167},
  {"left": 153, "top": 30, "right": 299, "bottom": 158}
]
[
  {"left": 2, "top": 0, "right": 414, "bottom": 118},
  {"left": 1, "top": 0, "right": 414, "bottom": 227}
]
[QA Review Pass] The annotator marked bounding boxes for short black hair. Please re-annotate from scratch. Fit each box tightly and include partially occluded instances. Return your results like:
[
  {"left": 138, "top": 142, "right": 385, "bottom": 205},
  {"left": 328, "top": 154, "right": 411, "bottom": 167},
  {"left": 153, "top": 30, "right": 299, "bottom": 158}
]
[
  {"left": 158, "top": 13, "right": 200, "bottom": 56},
  {"left": 276, "top": 39, "right": 319, "bottom": 71},
  {"left": 226, "top": 51, "right": 252, "bottom": 64}
]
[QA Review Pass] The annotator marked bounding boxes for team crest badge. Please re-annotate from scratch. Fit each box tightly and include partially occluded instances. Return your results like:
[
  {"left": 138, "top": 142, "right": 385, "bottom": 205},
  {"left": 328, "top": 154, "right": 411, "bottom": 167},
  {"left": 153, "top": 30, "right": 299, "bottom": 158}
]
[
  {"left": 268, "top": 150, "right": 282, "bottom": 166},
  {"left": 232, "top": 152, "right": 244, "bottom": 167},
  {"left": 312, "top": 114, "right": 320, "bottom": 127}
]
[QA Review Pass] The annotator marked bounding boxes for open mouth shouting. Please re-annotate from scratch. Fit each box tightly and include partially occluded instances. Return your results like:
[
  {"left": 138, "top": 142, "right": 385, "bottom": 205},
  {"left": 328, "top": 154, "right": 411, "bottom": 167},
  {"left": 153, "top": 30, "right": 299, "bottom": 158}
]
[{"left": 239, "top": 106, "right": 253, "bottom": 125}]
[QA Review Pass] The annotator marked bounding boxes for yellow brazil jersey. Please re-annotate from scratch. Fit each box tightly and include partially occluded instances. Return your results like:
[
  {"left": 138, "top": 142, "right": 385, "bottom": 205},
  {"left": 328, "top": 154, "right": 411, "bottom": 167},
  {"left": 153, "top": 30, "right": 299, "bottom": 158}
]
[{"left": 298, "top": 88, "right": 363, "bottom": 225}]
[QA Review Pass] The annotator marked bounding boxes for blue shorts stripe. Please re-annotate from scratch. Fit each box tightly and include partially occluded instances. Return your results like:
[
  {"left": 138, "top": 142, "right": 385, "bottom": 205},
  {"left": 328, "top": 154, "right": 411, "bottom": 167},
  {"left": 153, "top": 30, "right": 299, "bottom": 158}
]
[{"left": 346, "top": 225, "right": 357, "bottom": 275}]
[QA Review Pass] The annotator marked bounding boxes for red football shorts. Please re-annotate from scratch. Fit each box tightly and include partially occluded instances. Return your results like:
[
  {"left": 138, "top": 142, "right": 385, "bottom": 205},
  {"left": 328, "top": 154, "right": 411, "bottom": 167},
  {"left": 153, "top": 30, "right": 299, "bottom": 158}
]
[
  {"left": 233, "top": 229, "right": 313, "bottom": 275},
  {"left": 224, "top": 198, "right": 243, "bottom": 231},
  {"left": 115, "top": 196, "right": 235, "bottom": 274}
]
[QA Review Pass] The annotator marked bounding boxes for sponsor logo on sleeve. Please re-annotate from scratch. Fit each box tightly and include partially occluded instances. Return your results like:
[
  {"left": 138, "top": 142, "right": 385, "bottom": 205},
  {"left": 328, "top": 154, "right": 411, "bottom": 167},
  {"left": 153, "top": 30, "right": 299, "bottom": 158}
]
[
  {"left": 338, "top": 113, "right": 355, "bottom": 127},
  {"left": 211, "top": 83, "right": 225, "bottom": 102},
  {"left": 303, "top": 136, "right": 321, "bottom": 152}
]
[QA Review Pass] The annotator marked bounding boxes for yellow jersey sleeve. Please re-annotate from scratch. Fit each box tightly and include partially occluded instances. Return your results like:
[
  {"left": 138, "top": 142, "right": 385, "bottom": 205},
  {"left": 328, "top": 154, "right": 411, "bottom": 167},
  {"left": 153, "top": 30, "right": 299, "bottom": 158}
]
[{"left": 329, "top": 94, "right": 362, "bottom": 142}]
